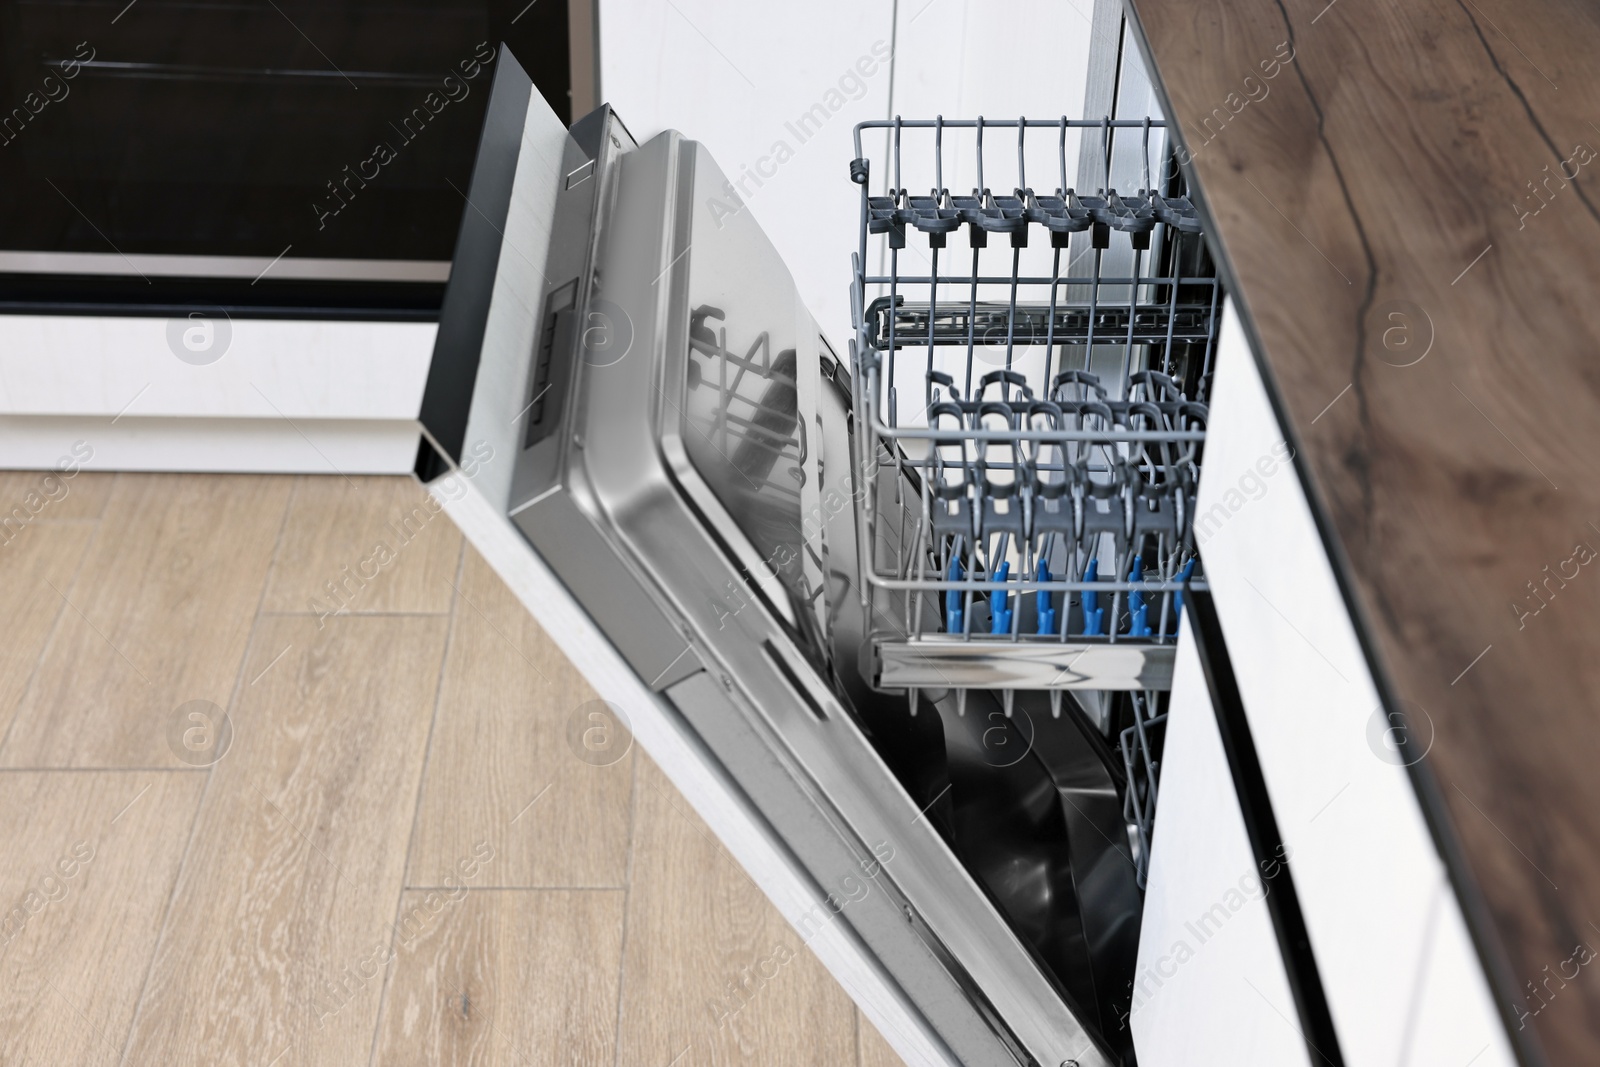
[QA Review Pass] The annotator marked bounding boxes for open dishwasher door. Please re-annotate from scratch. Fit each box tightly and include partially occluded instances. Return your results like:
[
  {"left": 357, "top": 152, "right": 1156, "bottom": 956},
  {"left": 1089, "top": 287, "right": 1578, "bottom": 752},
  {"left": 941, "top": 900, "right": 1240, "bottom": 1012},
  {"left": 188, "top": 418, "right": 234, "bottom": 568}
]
[
  {"left": 412, "top": 32, "right": 1275, "bottom": 1065},
  {"left": 412, "top": 46, "right": 1118, "bottom": 1067}
]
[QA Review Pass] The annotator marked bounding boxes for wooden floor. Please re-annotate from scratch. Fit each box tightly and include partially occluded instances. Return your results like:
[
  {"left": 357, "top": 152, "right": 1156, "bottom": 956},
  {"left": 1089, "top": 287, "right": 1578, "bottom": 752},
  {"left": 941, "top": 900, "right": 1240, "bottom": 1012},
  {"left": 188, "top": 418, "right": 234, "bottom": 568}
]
[{"left": 0, "top": 471, "right": 903, "bottom": 1066}]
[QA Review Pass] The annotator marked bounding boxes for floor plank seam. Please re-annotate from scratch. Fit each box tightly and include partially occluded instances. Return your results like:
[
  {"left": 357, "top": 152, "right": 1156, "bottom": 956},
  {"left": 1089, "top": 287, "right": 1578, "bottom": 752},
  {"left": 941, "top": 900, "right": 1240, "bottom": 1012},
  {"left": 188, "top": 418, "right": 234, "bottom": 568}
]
[
  {"left": 115, "top": 478, "right": 293, "bottom": 1060},
  {"left": 0, "top": 767, "right": 210, "bottom": 773},
  {"left": 258, "top": 609, "right": 456, "bottom": 617},
  {"left": 401, "top": 885, "right": 630, "bottom": 892},
  {"left": 114, "top": 764, "right": 216, "bottom": 1061},
  {"left": 0, "top": 517, "right": 102, "bottom": 525},
  {"left": 0, "top": 497, "right": 107, "bottom": 760},
  {"left": 95, "top": 471, "right": 119, "bottom": 521},
  {"left": 364, "top": 537, "right": 466, "bottom": 1067},
  {"left": 257, "top": 475, "right": 302, "bottom": 607},
  {"left": 610, "top": 750, "right": 641, "bottom": 1067}
]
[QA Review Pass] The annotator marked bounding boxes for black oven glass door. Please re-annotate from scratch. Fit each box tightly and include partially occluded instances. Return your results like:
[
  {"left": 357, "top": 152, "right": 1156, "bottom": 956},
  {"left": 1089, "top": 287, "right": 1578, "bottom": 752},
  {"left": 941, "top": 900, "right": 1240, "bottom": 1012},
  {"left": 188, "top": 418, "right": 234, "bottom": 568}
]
[{"left": 0, "top": 0, "right": 569, "bottom": 263}]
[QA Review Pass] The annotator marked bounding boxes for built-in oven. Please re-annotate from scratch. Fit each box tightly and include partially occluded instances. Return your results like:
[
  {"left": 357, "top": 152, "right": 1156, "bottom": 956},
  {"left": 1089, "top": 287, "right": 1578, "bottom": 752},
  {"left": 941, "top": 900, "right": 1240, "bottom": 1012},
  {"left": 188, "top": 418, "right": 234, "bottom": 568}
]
[{"left": 0, "top": 0, "right": 581, "bottom": 316}]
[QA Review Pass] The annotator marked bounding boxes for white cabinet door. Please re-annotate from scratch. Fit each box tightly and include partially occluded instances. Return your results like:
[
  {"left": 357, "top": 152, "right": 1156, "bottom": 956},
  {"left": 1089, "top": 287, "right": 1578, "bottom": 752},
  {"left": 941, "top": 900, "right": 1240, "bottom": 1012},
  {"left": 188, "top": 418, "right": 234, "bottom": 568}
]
[{"left": 1189, "top": 301, "right": 1515, "bottom": 1067}]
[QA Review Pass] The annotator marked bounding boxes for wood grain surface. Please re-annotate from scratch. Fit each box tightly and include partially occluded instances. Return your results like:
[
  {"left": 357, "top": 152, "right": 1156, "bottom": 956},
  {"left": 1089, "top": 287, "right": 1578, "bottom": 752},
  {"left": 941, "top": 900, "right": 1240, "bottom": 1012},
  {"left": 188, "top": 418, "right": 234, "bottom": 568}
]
[
  {"left": 0, "top": 771, "right": 206, "bottom": 1062},
  {"left": 407, "top": 547, "right": 634, "bottom": 890},
  {"left": 857, "top": 1009, "right": 906, "bottom": 1067},
  {"left": 615, "top": 757, "right": 861, "bottom": 1067},
  {"left": 0, "top": 469, "right": 116, "bottom": 522},
  {"left": 371, "top": 889, "right": 626, "bottom": 1066},
  {"left": 0, "top": 771, "right": 204, "bottom": 1065},
  {"left": 122, "top": 614, "right": 450, "bottom": 1065},
  {"left": 1125, "top": 1, "right": 1600, "bottom": 1061},
  {"left": 0, "top": 473, "right": 885, "bottom": 1065},
  {"left": 263, "top": 475, "right": 463, "bottom": 616},
  {"left": 0, "top": 520, "right": 93, "bottom": 747},
  {"left": 1, "top": 474, "right": 293, "bottom": 768}
]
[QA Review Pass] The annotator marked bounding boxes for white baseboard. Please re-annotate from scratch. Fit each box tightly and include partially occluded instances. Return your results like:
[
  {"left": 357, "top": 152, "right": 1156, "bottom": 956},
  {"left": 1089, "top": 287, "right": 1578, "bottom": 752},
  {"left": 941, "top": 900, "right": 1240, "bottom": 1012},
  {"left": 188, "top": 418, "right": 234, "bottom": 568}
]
[
  {"left": 0, "top": 315, "right": 435, "bottom": 473},
  {"left": 0, "top": 415, "right": 421, "bottom": 474}
]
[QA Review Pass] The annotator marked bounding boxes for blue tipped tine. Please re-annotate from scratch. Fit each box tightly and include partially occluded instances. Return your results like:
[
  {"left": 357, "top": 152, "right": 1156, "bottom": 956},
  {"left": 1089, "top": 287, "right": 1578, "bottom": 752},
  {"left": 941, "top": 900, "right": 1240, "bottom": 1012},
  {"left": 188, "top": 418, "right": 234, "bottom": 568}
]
[
  {"left": 1035, "top": 560, "right": 1057, "bottom": 635},
  {"left": 945, "top": 557, "right": 965, "bottom": 633},
  {"left": 1082, "top": 558, "right": 1104, "bottom": 636},
  {"left": 1172, "top": 558, "right": 1197, "bottom": 631},
  {"left": 1128, "top": 555, "right": 1152, "bottom": 637},
  {"left": 989, "top": 561, "right": 1013, "bottom": 634}
]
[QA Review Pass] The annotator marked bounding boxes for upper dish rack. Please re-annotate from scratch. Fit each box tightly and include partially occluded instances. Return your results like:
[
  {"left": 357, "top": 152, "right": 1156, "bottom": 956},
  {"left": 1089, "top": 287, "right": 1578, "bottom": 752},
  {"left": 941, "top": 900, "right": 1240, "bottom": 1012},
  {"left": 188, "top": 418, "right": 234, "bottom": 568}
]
[{"left": 847, "top": 116, "right": 1222, "bottom": 699}]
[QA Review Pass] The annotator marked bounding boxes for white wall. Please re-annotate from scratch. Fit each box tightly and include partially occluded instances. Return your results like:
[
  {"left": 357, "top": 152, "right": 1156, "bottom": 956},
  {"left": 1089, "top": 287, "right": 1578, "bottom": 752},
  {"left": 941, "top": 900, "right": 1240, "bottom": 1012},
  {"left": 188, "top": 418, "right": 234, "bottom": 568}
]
[{"left": 598, "top": 0, "right": 1097, "bottom": 352}]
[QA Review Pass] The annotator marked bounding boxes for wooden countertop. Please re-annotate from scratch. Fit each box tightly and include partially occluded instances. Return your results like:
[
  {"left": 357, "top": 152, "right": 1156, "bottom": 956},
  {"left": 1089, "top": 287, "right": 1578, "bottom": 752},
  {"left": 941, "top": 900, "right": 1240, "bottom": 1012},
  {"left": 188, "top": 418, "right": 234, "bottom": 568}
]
[{"left": 1126, "top": 1, "right": 1600, "bottom": 1062}]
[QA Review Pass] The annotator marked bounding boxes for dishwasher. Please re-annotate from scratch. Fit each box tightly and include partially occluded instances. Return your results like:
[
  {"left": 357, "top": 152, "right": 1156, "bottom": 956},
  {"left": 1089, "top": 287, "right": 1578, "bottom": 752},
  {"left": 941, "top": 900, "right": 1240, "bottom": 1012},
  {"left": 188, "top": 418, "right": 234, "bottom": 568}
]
[{"left": 412, "top": 20, "right": 1333, "bottom": 1067}]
